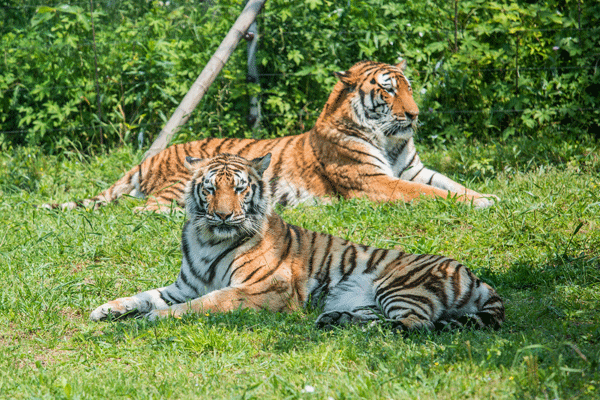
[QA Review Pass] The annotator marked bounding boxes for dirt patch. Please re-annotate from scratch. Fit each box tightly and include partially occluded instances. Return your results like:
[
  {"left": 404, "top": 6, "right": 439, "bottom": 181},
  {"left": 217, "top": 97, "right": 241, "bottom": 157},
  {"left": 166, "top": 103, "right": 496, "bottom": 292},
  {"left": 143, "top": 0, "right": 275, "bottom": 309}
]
[
  {"left": 69, "top": 260, "right": 92, "bottom": 274},
  {"left": 15, "top": 347, "right": 76, "bottom": 370}
]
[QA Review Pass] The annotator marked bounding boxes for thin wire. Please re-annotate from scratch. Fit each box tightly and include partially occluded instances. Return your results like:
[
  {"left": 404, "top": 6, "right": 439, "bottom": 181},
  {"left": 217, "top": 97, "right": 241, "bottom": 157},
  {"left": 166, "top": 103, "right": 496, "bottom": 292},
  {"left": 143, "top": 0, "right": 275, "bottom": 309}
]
[
  {"left": 1, "top": 63, "right": 596, "bottom": 94},
  {"left": 1, "top": 105, "right": 598, "bottom": 136},
  {"left": 7, "top": 26, "right": 600, "bottom": 52},
  {"left": 6, "top": 34, "right": 231, "bottom": 51},
  {"left": 0, "top": 0, "right": 176, "bottom": 9},
  {"left": 269, "top": 26, "right": 600, "bottom": 36}
]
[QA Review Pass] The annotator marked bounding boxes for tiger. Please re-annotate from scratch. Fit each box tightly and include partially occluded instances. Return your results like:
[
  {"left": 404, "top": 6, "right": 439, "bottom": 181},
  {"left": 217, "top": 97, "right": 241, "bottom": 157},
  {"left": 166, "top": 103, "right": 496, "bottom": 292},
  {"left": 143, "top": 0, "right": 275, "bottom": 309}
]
[
  {"left": 90, "top": 153, "right": 505, "bottom": 331},
  {"left": 43, "top": 60, "right": 497, "bottom": 213}
]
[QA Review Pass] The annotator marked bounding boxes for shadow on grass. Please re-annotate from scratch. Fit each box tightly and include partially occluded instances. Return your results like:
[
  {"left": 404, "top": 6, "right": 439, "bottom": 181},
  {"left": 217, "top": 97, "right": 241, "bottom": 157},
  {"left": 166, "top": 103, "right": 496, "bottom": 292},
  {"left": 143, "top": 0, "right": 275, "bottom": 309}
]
[
  {"left": 477, "top": 252, "right": 600, "bottom": 292},
  {"left": 81, "top": 304, "right": 510, "bottom": 356},
  {"left": 80, "top": 250, "right": 600, "bottom": 353},
  {"left": 77, "top": 285, "right": 599, "bottom": 398}
]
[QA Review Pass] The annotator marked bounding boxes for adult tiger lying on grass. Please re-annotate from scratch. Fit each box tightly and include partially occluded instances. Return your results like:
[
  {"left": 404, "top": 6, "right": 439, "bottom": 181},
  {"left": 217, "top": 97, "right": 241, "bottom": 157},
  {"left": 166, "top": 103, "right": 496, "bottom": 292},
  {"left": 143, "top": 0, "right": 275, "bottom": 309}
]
[
  {"left": 43, "top": 60, "right": 497, "bottom": 213},
  {"left": 90, "top": 153, "right": 505, "bottom": 331}
]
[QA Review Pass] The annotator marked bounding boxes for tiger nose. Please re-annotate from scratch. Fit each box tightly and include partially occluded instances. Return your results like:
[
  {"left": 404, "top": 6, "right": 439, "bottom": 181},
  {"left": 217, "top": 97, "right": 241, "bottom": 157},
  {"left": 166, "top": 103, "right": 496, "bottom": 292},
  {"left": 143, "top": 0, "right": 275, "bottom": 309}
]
[
  {"left": 215, "top": 212, "right": 232, "bottom": 221},
  {"left": 405, "top": 111, "right": 418, "bottom": 121}
]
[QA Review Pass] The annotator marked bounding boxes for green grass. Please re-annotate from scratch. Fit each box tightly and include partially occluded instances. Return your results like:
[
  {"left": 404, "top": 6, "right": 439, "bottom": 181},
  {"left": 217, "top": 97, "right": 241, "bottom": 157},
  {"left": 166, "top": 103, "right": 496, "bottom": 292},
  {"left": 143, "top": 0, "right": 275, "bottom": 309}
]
[{"left": 0, "top": 132, "right": 599, "bottom": 399}]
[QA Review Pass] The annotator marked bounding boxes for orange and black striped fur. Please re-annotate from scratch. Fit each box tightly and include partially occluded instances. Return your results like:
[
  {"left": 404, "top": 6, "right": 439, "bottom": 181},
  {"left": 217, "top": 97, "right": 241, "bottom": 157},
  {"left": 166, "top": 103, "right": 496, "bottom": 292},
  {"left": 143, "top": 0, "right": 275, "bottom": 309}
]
[
  {"left": 44, "top": 60, "right": 497, "bottom": 212},
  {"left": 90, "top": 154, "right": 504, "bottom": 331}
]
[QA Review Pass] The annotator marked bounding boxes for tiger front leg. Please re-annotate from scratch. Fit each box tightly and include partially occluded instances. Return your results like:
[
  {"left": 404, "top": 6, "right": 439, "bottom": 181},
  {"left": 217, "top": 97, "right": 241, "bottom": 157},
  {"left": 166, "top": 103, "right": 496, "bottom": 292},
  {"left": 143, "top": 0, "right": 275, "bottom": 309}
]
[
  {"left": 145, "top": 285, "right": 292, "bottom": 321},
  {"left": 90, "top": 288, "right": 169, "bottom": 321},
  {"left": 412, "top": 169, "right": 499, "bottom": 208},
  {"left": 352, "top": 175, "right": 496, "bottom": 208},
  {"left": 346, "top": 175, "right": 458, "bottom": 204}
]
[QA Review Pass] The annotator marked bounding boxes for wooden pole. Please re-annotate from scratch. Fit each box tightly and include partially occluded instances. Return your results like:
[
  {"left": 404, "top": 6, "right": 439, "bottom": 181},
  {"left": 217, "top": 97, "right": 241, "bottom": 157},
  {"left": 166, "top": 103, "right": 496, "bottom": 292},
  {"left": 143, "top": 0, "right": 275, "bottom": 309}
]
[
  {"left": 246, "top": 17, "right": 261, "bottom": 132},
  {"left": 143, "top": 0, "right": 267, "bottom": 160}
]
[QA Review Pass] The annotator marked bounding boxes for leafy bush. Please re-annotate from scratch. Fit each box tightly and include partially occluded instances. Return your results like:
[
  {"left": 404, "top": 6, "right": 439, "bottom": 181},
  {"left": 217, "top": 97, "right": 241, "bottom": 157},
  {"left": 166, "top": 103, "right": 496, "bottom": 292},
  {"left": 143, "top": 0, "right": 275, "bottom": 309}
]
[
  {"left": 1, "top": 0, "right": 244, "bottom": 151},
  {"left": 0, "top": 0, "right": 598, "bottom": 152}
]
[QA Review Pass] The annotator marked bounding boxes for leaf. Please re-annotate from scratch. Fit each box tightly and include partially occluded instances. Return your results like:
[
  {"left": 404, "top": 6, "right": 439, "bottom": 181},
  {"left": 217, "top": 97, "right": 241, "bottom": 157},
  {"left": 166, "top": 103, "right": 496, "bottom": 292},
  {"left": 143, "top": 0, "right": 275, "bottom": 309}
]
[
  {"left": 37, "top": 6, "right": 56, "bottom": 14},
  {"left": 31, "top": 9, "right": 56, "bottom": 27},
  {"left": 56, "top": 5, "right": 84, "bottom": 15},
  {"left": 76, "top": 13, "right": 91, "bottom": 32}
]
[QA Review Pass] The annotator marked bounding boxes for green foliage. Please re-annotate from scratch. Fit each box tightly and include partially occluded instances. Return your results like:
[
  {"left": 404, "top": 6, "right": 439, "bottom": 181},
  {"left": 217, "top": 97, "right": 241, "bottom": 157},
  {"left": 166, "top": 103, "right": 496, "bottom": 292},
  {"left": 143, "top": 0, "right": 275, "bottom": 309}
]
[
  {"left": 0, "top": 137, "right": 599, "bottom": 398},
  {"left": 1, "top": 0, "right": 247, "bottom": 151},
  {"left": 0, "top": 0, "right": 36, "bottom": 34},
  {"left": 413, "top": 0, "right": 600, "bottom": 143},
  {"left": 0, "top": 0, "right": 599, "bottom": 152}
]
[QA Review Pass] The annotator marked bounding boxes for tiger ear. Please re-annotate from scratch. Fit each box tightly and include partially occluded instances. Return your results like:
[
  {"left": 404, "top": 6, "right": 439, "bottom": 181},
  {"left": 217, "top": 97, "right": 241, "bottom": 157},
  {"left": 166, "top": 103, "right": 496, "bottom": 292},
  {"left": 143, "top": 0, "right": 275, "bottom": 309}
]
[
  {"left": 396, "top": 59, "right": 408, "bottom": 72},
  {"left": 333, "top": 70, "right": 353, "bottom": 87},
  {"left": 251, "top": 153, "right": 271, "bottom": 177},
  {"left": 184, "top": 156, "right": 204, "bottom": 171}
]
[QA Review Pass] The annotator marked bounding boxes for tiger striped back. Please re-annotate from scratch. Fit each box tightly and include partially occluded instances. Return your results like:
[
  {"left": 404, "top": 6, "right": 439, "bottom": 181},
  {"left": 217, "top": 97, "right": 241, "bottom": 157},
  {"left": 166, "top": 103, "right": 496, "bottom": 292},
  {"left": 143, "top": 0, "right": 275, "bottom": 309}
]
[
  {"left": 42, "top": 60, "right": 497, "bottom": 212},
  {"left": 90, "top": 153, "right": 504, "bottom": 331}
]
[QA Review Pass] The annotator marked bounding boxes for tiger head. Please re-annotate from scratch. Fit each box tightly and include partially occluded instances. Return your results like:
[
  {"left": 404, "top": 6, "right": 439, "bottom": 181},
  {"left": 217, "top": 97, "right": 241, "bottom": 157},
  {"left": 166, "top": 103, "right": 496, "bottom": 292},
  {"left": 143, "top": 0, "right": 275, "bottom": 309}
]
[
  {"left": 184, "top": 153, "right": 272, "bottom": 240},
  {"left": 321, "top": 60, "right": 419, "bottom": 142}
]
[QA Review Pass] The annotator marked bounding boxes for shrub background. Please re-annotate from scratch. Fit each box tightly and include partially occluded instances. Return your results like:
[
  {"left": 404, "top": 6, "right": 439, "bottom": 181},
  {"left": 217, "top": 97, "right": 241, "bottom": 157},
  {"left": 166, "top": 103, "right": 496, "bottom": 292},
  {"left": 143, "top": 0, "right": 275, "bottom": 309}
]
[{"left": 1, "top": 0, "right": 598, "bottom": 153}]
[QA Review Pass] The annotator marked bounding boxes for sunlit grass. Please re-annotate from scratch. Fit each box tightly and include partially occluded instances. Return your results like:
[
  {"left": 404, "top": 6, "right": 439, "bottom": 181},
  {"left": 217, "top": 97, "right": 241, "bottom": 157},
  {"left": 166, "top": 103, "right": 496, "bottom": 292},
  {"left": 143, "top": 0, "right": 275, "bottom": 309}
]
[{"left": 0, "top": 132, "right": 598, "bottom": 399}]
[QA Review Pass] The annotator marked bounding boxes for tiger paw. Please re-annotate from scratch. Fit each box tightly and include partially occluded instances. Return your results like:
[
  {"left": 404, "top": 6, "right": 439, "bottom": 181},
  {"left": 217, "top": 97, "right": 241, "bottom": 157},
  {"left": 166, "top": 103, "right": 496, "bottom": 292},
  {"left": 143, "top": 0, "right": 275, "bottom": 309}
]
[
  {"left": 315, "top": 311, "right": 344, "bottom": 328},
  {"left": 316, "top": 307, "right": 382, "bottom": 328},
  {"left": 90, "top": 298, "right": 142, "bottom": 321},
  {"left": 316, "top": 311, "right": 360, "bottom": 328},
  {"left": 473, "top": 194, "right": 499, "bottom": 209}
]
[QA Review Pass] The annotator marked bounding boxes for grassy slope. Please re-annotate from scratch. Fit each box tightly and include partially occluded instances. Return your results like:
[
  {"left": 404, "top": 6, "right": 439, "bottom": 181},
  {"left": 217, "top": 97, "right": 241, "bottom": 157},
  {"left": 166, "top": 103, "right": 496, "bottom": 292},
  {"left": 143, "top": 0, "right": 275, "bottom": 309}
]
[{"left": 0, "top": 133, "right": 599, "bottom": 399}]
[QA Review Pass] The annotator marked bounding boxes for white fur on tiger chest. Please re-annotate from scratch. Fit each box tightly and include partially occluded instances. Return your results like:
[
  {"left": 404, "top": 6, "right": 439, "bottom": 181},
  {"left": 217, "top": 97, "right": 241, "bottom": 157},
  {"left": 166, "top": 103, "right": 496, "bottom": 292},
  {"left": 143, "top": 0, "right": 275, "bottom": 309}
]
[
  {"left": 182, "top": 228, "right": 235, "bottom": 293},
  {"left": 383, "top": 136, "right": 418, "bottom": 178}
]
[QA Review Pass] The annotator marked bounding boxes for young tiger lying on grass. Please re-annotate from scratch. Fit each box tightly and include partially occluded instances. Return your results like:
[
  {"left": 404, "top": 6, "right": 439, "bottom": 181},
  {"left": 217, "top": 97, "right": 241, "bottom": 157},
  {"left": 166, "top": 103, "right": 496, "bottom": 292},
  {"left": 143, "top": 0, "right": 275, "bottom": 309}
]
[
  {"left": 44, "top": 60, "right": 497, "bottom": 213},
  {"left": 90, "top": 153, "right": 504, "bottom": 330}
]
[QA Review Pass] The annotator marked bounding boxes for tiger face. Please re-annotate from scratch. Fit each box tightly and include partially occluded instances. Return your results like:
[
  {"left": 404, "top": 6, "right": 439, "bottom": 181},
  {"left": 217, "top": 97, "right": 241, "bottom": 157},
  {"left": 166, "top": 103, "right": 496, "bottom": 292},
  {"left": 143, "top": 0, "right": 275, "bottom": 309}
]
[
  {"left": 184, "top": 153, "right": 272, "bottom": 240},
  {"left": 335, "top": 60, "right": 419, "bottom": 141}
]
